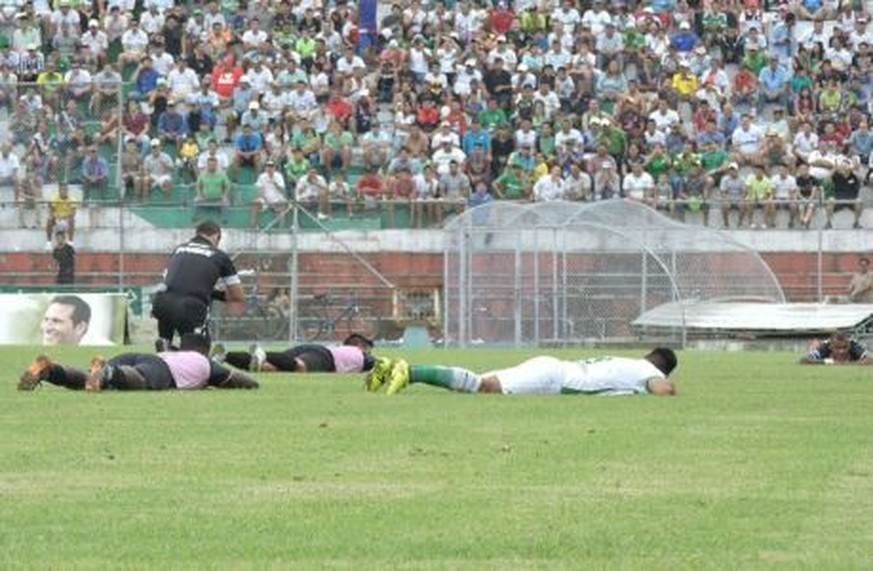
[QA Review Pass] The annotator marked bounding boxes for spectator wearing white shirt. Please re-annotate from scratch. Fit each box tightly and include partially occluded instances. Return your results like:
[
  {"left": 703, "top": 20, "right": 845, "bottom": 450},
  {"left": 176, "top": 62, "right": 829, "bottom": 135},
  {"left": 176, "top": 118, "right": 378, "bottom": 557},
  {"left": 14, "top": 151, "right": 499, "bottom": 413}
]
[
  {"left": 149, "top": 40, "right": 175, "bottom": 77},
  {"left": 166, "top": 59, "right": 200, "bottom": 102},
  {"left": 286, "top": 79, "right": 318, "bottom": 121},
  {"left": 361, "top": 123, "right": 393, "bottom": 170},
  {"left": 488, "top": 36, "right": 518, "bottom": 70},
  {"left": 514, "top": 119, "right": 538, "bottom": 150},
  {"left": 431, "top": 140, "right": 467, "bottom": 176},
  {"left": 533, "top": 83, "right": 561, "bottom": 120},
  {"left": 335, "top": 45, "right": 366, "bottom": 77},
  {"left": 246, "top": 59, "right": 274, "bottom": 95},
  {"left": 555, "top": 119, "right": 583, "bottom": 150},
  {"left": 49, "top": 0, "right": 81, "bottom": 37},
  {"left": 80, "top": 19, "right": 108, "bottom": 64},
  {"left": 453, "top": 59, "right": 482, "bottom": 98},
  {"left": 241, "top": 17, "right": 269, "bottom": 50},
  {"left": 261, "top": 81, "right": 291, "bottom": 123},
  {"left": 203, "top": 2, "right": 226, "bottom": 30},
  {"left": 103, "top": 6, "right": 129, "bottom": 45},
  {"left": 533, "top": 167, "right": 566, "bottom": 202},
  {"left": 731, "top": 115, "right": 763, "bottom": 166},
  {"left": 196, "top": 139, "right": 230, "bottom": 175},
  {"left": 251, "top": 160, "right": 287, "bottom": 228},
  {"left": 648, "top": 100, "right": 681, "bottom": 134},
  {"left": 295, "top": 167, "right": 330, "bottom": 220},
  {"left": 622, "top": 162, "right": 655, "bottom": 202},
  {"left": 792, "top": 122, "right": 820, "bottom": 164},
  {"left": 139, "top": 4, "right": 165, "bottom": 36},
  {"left": 552, "top": 0, "right": 582, "bottom": 33},
  {"left": 564, "top": 164, "right": 593, "bottom": 201},
  {"left": 430, "top": 122, "right": 461, "bottom": 150},
  {"left": 63, "top": 62, "right": 92, "bottom": 99},
  {"left": 580, "top": 0, "right": 612, "bottom": 36},
  {"left": 0, "top": 142, "right": 21, "bottom": 201},
  {"left": 770, "top": 164, "right": 799, "bottom": 229}
]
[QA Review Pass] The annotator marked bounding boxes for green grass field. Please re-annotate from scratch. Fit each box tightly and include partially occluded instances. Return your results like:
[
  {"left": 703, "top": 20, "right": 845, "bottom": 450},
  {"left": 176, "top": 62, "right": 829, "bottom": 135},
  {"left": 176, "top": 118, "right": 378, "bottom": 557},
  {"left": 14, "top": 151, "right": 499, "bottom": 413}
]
[{"left": 3, "top": 345, "right": 873, "bottom": 569}]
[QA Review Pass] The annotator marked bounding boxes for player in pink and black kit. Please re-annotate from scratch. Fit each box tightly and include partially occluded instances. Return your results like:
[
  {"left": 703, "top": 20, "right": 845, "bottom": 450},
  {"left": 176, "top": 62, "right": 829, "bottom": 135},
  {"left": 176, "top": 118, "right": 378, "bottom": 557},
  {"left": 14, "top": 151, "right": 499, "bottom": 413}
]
[
  {"left": 18, "top": 334, "right": 259, "bottom": 391},
  {"left": 216, "top": 333, "right": 381, "bottom": 373}
]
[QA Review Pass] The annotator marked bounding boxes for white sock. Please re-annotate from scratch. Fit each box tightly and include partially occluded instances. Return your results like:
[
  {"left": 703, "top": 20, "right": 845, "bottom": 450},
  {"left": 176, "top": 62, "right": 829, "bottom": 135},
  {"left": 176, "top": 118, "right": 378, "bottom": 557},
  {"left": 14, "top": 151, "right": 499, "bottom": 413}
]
[{"left": 449, "top": 368, "right": 481, "bottom": 392}]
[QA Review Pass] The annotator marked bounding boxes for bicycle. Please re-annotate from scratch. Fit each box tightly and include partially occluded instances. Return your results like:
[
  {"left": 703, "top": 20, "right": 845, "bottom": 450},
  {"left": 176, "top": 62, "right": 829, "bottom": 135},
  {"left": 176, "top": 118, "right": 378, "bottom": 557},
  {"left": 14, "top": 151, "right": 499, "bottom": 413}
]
[{"left": 300, "top": 291, "right": 374, "bottom": 342}]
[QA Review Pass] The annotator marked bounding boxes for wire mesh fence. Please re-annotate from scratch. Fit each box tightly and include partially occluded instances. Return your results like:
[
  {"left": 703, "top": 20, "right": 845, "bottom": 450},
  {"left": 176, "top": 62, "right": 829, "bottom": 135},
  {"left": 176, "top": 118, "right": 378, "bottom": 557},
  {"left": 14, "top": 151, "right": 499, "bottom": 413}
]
[{"left": 444, "top": 200, "right": 786, "bottom": 348}]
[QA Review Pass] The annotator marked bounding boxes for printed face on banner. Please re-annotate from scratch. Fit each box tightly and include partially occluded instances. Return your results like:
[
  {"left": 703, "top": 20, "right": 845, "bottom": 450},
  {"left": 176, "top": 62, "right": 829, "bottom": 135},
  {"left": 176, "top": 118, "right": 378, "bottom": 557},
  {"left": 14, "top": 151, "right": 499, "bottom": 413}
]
[
  {"left": 41, "top": 301, "right": 90, "bottom": 345},
  {"left": 0, "top": 293, "right": 126, "bottom": 346}
]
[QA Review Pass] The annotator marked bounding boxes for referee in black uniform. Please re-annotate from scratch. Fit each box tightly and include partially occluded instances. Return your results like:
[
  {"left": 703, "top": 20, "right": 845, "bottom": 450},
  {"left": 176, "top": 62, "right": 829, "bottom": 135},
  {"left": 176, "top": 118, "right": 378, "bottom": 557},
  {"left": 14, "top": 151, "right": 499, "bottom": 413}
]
[{"left": 151, "top": 221, "right": 244, "bottom": 351}]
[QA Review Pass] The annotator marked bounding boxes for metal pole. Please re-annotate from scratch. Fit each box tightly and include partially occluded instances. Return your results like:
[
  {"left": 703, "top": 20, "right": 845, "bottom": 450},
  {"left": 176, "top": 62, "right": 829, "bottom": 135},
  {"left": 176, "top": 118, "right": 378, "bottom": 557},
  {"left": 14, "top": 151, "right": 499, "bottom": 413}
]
[
  {"left": 816, "top": 226, "right": 823, "bottom": 301},
  {"left": 288, "top": 200, "right": 300, "bottom": 343},
  {"left": 116, "top": 81, "right": 125, "bottom": 292}
]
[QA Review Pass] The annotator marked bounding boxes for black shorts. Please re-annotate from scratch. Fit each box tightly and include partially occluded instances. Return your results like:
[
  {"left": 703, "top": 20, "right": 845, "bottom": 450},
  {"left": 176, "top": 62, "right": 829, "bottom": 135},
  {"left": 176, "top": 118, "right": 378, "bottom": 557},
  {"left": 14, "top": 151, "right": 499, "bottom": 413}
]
[
  {"left": 107, "top": 353, "right": 175, "bottom": 390},
  {"left": 152, "top": 291, "right": 210, "bottom": 338},
  {"left": 283, "top": 345, "right": 336, "bottom": 372},
  {"left": 832, "top": 195, "right": 859, "bottom": 212}
]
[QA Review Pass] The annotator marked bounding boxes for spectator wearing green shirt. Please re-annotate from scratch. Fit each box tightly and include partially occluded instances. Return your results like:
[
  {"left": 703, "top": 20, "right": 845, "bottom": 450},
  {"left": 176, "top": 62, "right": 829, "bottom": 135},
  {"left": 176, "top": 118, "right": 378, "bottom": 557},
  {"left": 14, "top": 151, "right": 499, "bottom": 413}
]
[
  {"left": 477, "top": 98, "right": 508, "bottom": 132},
  {"left": 741, "top": 46, "right": 768, "bottom": 76},
  {"left": 294, "top": 27, "right": 317, "bottom": 69},
  {"left": 644, "top": 144, "right": 673, "bottom": 179},
  {"left": 745, "top": 165, "right": 775, "bottom": 229},
  {"left": 597, "top": 118, "right": 627, "bottom": 160},
  {"left": 284, "top": 147, "right": 310, "bottom": 187},
  {"left": 291, "top": 122, "right": 322, "bottom": 168},
  {"left": 699, "top": 140, "right": 730, "bottom": 185},
  {"left": 194, "top": 156, "right": 232, "bottom": 221},
  {"left": 321, "top": 120, "right": 354, "bottom": 175},
  {"left": 492, "top": 164, "right": 529, "bottom": 200}
]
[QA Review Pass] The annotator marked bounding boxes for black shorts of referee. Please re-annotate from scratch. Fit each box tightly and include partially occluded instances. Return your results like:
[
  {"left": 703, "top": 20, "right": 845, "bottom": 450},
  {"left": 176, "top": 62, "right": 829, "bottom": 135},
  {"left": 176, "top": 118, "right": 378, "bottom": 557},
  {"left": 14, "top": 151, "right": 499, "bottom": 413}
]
[{"left": 151, "top": 290, "right": 210, "bottom": 343}]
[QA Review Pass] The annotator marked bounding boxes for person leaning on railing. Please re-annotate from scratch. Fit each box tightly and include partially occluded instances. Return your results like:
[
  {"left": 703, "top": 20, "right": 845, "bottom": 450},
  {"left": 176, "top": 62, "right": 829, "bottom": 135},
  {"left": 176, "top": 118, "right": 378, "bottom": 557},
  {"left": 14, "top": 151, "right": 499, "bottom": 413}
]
[{"left": 45, "top": 181, "right": 77, "bottom": 249}]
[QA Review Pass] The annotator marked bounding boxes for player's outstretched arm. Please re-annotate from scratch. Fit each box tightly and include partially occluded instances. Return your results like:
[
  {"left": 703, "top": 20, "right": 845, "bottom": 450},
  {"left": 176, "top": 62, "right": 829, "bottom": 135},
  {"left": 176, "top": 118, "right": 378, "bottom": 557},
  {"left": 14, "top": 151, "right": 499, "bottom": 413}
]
[{"left": 647, "top": 377, "right": 677, "bottom": 396}]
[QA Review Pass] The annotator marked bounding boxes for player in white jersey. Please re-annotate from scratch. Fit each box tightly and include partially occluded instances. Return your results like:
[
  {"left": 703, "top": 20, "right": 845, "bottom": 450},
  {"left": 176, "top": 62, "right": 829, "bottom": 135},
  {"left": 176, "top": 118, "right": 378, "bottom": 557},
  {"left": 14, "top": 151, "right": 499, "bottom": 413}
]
[{"left": 366, "top": 348, "right": 678, "bottom": 396}]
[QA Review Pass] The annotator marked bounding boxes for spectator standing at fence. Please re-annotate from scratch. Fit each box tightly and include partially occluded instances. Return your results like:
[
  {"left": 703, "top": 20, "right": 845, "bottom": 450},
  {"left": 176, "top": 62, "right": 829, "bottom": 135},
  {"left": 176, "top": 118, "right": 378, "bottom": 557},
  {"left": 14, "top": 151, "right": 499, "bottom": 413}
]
[
  {"left": 251, "top": 159, "right": 287, "bottom": 228},
  {"left": 194, "top": 156, "right": 232, "bottom": 217},
  {"left": 826, "top": 164, "right": 863, "bottom": 229},
  {"left": 136, "top": 139, "right": 175, "bottom": 201},
  {"left": 0, "top": 142, "right": 21, "bottom": 204},
  {"left": 45, "top": 182, "right": 77, "bottom": 249},
  {"left": 52, "top": 229, "right": 75, "bottom": 285},
  {"left": 296, "top": 166, "right": 331, "bottom": 221},
  {"left": 770, "top": 164, "right": 799, "bottom": 229},
  {"left": 80, "top": 146, "right": 109, "bottom": 206},
  {"left": 17, "top": 170, "right": 42, "bottom": 230}
]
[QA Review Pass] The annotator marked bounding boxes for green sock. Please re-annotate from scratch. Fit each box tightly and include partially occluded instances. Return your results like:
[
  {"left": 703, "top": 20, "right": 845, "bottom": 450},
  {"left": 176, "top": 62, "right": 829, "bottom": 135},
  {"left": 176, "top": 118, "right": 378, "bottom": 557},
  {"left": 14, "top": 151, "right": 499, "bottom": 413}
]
[{"left": 410, "top": 365, "right": 481, "bottom": 392}]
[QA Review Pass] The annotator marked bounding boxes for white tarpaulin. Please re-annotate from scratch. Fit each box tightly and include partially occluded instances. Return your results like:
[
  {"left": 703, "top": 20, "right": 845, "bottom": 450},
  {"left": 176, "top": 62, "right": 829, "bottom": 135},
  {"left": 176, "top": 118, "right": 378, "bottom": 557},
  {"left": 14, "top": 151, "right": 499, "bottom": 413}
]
[{"left": 633, "top": 302, "right": 873, "bottom": 335}]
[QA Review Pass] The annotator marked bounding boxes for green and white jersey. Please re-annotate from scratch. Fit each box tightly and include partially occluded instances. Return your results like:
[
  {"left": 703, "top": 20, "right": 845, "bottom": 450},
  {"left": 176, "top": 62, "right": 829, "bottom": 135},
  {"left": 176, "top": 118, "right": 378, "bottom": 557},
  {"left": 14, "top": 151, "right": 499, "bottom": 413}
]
[
  {"left": 492, "top": 356, "right": 663, "bottom": 396},
  {"left": 562, "top": 357, "right": 663, "bottom": 395}
]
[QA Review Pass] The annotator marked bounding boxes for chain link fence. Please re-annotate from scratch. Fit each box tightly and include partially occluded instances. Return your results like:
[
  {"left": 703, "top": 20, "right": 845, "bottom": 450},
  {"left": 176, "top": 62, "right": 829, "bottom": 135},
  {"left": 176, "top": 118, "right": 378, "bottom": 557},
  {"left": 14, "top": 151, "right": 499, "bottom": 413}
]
[{"left": 443, "top": 200, "right": 786, "bottom": 348}]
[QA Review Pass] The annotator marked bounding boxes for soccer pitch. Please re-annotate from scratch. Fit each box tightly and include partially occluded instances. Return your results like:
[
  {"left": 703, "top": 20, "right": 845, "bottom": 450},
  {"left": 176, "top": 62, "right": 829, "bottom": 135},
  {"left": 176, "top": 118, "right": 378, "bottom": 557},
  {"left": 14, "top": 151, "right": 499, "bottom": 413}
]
[{"left": 4, "top": 345, "right": 873, "bottom": 569}]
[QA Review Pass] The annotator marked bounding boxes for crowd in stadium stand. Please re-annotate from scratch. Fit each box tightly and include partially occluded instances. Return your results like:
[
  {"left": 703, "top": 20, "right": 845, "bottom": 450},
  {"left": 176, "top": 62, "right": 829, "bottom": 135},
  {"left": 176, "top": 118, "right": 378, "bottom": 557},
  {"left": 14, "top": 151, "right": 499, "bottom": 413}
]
[{"left": 0, "top": 0, "right": 871, "bottom": 231}]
